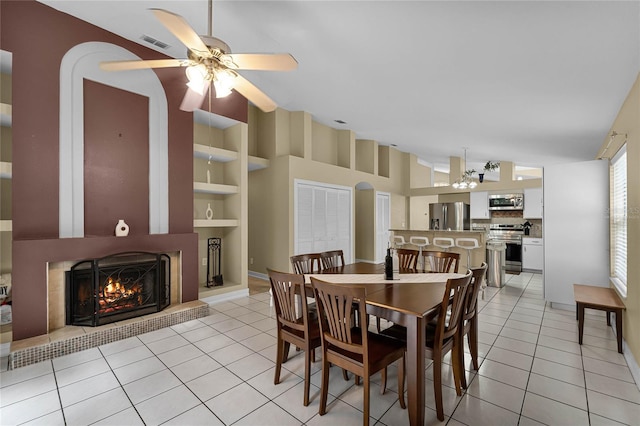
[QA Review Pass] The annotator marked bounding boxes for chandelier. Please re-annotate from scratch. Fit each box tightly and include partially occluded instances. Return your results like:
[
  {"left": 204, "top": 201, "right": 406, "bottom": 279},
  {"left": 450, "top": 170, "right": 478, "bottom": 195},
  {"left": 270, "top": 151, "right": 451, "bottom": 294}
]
[{"left": 451, "top": 148, "right": 478, "bottom": 189}]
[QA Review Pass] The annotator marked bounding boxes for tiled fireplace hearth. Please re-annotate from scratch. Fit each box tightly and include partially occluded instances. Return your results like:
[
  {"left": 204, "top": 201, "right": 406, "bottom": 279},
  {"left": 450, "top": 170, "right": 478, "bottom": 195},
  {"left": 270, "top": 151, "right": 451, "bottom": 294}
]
[
  {"left": 9, "top": 300, "right": 209, "bottom": 369},
  {"left": 9, "top": 233, "right": 204, "bottom": 369}
]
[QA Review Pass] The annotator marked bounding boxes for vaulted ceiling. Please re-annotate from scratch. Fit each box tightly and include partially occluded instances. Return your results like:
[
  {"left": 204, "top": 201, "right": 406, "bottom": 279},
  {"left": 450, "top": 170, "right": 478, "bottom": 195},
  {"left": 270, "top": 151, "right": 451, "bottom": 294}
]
[{"left": 39, "top": 0, "right": 640, "bottom": 171}]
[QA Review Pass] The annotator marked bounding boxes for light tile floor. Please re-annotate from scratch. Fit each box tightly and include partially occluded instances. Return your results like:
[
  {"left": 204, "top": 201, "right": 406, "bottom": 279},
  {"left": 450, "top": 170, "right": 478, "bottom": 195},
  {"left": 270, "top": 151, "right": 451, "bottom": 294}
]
[{"left": 1, "top": 273, "right": 639, "bottom": 425}]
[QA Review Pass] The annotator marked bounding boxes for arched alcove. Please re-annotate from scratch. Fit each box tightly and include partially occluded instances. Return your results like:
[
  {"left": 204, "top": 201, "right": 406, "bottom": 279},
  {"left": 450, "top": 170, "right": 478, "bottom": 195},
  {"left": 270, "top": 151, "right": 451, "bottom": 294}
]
[{"left": 59, "top": 42, "right": 169, "bottom": 237}]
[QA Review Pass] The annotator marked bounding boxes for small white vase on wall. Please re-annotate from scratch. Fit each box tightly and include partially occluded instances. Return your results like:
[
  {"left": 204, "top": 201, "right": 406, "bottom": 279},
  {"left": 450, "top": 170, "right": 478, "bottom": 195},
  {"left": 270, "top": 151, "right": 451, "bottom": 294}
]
[
  {"left": 206, "top": 203, "right": 214, "bottom": 220},
  {"left": 115, "top": 219, "right": 130, "bottom": 237}
]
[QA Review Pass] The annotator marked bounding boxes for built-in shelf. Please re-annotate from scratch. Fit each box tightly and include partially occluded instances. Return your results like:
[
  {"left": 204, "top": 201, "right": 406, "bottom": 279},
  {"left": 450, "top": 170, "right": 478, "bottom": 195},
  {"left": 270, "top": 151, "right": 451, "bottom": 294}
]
[
  {"left": 193, "top": 144, "right": 238, "bottom": 162},
  {"left": 0, "top": 102, "right": 11, "bottom": 127},
  {"left": 0, "top": 220, "right": 11, "bottom": 232},
  {"left": 248, "top": 156, "right": 269, "bottom": 171},
  {"left": 0, "top": 162, "right": 11, "bottom": 179},
  {"left": 193, "top": 219, "right": 239, "bottom": 228},
  {"left": 193, "top": 182, "right": 238, "bottom": 195}
]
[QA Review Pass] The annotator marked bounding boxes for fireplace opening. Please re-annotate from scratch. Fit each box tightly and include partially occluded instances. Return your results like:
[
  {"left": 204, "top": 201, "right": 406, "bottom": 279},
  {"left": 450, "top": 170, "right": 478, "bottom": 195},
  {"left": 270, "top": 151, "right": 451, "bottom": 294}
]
[{"left": 66, "top": 252, "right": 170, "bottom": 327}]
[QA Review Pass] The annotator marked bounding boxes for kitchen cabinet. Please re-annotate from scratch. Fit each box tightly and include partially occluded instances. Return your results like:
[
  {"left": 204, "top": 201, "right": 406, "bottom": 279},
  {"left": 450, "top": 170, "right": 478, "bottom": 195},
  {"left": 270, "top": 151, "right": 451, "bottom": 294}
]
[
  {"left": 522, "top": 237, "right": 543, "bottom": 271},
  {"left": 524, "top": 187, "right": 543, "bottom": 219},
  {"left": 470, "top": 191, "right": 489, "bottom": 219}
]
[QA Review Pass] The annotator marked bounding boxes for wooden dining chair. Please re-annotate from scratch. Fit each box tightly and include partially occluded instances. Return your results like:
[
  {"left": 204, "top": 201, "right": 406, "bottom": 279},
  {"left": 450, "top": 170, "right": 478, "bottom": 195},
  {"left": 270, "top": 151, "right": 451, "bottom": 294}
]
[
  {"left": 458, "top": 262, "right": 488, "bottom": 389},
  {"left": 290, "top": 253, "right": 321, "bottom": 274},
  {"left": 310, "top": 277, "right": 406, "bottom": 426},
  {"left": 396, "top": 248, "right": 419, "bottom": 271},
  {"left": 376, "top": 248, "right": 419, "bottom": 332},
  {"left": 421, "top": 250, "right": 460, "bottom": 273},
  {"left": 319, "top": 249, "right": 345, "bottom": 270},
  {"left": 267, "top": 269, "right": 322, "bottom": 406},
  {"left": 381, "top": 271, "right": 472, "bottom": 421}
]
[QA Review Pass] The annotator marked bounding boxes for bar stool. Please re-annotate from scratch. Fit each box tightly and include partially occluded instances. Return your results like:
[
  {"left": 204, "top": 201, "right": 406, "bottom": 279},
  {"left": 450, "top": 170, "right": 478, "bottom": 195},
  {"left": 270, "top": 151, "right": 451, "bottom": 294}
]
[
  {"left": 393, "top": 235, "right": 407, "bottom": 248},
  {"left": 410, "top": 236, "right": 429, "bottom": 271},
  {"left": 432, "top": 237, "right": 455, "bottom": 252},
  {"left": 455, "top": 237, "right": 481, "bottom": 269}
]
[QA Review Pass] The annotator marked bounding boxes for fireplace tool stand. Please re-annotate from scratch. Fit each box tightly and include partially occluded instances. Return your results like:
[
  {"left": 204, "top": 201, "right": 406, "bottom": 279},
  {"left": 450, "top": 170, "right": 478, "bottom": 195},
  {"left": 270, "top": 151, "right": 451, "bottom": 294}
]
[{"left": 207, "top": 237, "right": 223, "bottom": 287}]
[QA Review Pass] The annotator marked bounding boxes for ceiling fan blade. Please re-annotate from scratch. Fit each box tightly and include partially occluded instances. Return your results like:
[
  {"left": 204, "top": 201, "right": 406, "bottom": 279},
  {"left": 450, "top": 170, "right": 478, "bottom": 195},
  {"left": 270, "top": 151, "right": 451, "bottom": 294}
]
[
  {"left": 232, "top": 74, "right": 277, "bottom": 113},
  {"left": 224, "top": 53, "right": 298, "bottom": 71},
  {"left": 180, "top": 85, "right": 210, "bottom": 112},
  {"left": 100, "top": 59, "right": 187, "bottom": 71},
  {"left": 150, "top": 8, "right": 212, "bottom": 58}
]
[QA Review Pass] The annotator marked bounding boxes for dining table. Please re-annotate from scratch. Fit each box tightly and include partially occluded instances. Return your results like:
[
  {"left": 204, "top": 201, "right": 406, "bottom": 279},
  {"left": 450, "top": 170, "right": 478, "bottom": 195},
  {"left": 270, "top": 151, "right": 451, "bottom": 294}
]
[{"left": 306, "top": 262, "right": 463, "bottom": 426}]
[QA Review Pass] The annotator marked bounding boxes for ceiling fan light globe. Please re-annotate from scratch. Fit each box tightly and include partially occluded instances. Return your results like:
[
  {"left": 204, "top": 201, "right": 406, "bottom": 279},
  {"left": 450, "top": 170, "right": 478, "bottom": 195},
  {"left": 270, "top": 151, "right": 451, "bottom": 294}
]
[
  {"left": 214, "top": 80, "right": 233, "bottom": 98},
  {"left": 185, "top": 64, "right": 208, "bottom": 83},
  {"left": 187, "top": 79, "right": 208, "bottom": 96},
  {"left": 213, "top": 69, "right": 237, "bottom": 98}
]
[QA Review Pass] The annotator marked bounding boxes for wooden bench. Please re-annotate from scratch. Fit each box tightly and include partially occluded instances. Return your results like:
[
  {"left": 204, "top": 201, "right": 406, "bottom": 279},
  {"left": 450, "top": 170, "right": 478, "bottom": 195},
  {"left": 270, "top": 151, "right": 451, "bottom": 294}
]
[{"left": 573, "top": 284, "right": 625, "bottom": 353}]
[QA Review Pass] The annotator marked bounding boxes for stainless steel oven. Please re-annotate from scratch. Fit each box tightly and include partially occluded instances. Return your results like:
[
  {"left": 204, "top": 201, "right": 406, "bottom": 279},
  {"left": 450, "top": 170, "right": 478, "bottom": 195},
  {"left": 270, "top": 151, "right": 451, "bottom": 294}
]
[{"left": 489, "top": 224, "right": 523, "bottom": 273}]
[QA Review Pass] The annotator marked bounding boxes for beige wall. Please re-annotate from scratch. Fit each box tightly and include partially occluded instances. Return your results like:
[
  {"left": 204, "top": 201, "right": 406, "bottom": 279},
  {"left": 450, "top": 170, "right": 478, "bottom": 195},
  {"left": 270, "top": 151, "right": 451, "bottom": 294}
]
[
  {"left": 355, "top": 189, "right": 375, "bottom": 261},
  {"left": 409, "top": 195, "right": 438, "bottom": 230},
  {"left": 356, "top": 139, "right": 376, "bottom": 174},
  {"left": 598, "top": 73, "right": 640, "bottom": 364},
  {"left": 248, "top": 156, "right": 291, "bottom": 274},
  {"left": 410, "top": 154, "right": 431, "bottom": 189},
  {"left": 311, "top": 121, "right": 338, "bottom": 165},
  {"left": 248, "top": 109, "right": 409, "bottom": 274}
]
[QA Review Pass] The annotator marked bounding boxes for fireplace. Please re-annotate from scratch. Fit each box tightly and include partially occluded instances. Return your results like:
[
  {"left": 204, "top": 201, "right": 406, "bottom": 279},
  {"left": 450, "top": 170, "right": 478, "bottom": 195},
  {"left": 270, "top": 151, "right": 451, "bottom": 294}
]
[{"left": 66, "top": 252, "right": 170, "bottom": 327}]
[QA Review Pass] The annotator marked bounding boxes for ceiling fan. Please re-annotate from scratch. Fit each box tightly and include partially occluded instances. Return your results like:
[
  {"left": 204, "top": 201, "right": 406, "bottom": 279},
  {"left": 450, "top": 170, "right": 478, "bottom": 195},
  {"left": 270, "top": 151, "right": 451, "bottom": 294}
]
[{"left": 99, "top": 1, "right": 297, "bottom": 113}]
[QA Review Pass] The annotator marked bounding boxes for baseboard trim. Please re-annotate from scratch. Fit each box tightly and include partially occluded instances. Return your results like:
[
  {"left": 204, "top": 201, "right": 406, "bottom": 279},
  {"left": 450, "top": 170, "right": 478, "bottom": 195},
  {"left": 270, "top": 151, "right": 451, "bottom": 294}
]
[
  {"left": 612, "top": 320, "right": 640, "bottom": 391},
  {"left": 624, "top": 345, "right": 640, "bottom": 391},
  {"left": 200, "top": 288, "right": 250, "bottom": 305},
  {"left": 248, "top": 270, "right": 268, "bottom": 281},
  {"left": 549, "top": 301, "right": 575, "bottom": 312}
]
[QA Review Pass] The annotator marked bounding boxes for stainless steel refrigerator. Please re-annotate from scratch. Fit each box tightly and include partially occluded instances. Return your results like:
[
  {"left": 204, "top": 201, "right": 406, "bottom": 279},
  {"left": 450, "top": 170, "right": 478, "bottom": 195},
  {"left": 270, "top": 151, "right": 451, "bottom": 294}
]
[{"left": 428, "top": 202, "right": 470, "bottom": 230}]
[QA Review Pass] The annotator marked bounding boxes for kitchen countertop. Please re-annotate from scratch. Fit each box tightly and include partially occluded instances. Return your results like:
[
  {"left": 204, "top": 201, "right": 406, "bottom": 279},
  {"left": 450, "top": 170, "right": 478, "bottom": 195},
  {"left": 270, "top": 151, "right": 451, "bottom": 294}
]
[{"left": 390, "top": 229, "right": 487, "bottom": 234}]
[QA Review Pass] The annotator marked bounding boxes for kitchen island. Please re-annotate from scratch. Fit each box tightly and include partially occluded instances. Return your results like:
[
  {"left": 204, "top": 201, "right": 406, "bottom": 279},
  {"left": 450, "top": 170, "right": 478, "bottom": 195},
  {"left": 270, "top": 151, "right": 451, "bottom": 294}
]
[{"left": 390, "top": 229, "right": 488, "bottom": 271}]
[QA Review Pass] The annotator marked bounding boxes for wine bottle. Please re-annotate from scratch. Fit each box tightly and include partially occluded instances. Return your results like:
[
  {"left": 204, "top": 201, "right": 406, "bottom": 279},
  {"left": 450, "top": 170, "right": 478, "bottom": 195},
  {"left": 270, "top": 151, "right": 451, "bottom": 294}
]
[{"left": 385, "top": 247, "right": 393, "bottom": 280}]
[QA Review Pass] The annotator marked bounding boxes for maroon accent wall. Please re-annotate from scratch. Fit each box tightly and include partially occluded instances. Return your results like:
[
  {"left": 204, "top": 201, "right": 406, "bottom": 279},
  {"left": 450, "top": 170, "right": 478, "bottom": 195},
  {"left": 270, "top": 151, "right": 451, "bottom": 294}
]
[
  {"left": 0, "top": 0, "right": 246, "bottom": 340},
  {"left": 84, "top": 80, "right": 150, "bottom": 237}
]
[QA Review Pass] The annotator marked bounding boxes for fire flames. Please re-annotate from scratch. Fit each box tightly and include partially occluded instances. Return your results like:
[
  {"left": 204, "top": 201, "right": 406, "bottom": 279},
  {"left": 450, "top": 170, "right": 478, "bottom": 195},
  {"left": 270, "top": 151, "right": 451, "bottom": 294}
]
[{"left": 99, "top": 277, "right": 143, "bottom": 313}]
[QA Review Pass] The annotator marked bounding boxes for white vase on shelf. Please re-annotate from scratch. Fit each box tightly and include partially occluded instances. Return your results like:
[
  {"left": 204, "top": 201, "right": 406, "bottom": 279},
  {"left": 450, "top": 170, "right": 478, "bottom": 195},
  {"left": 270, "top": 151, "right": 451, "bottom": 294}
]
[
  {"left": 206, "top": 203, "right": 213, "bottom": 220},
  {"left": 115, "top": 219, "right": 129, "bottom": 237}
]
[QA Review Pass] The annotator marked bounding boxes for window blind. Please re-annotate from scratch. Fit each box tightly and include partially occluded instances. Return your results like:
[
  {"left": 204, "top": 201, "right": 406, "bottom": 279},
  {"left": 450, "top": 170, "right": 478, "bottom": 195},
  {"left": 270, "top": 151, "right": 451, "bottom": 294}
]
[{"left": 611, "top": 145, "right": 627, "bottom": 292}]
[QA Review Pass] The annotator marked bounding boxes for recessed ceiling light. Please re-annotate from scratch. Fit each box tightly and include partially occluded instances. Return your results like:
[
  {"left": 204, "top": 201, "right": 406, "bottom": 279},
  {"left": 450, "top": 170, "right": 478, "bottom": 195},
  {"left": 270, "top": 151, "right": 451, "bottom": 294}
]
[{"left": 334, "top": 119, "right": 347, "bottom": 124}]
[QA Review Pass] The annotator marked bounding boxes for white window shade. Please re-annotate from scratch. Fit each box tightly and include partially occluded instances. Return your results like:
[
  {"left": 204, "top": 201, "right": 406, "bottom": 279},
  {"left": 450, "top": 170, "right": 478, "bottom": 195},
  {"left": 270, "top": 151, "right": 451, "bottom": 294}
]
[{"left": 611, "top": 145, "right": 627, "bottom": 297}]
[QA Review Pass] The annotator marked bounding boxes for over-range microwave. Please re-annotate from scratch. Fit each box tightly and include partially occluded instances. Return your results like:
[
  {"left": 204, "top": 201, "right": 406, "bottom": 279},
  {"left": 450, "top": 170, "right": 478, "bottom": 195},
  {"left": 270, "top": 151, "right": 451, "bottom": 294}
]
[{"left": 488, "top": 194, "right": 524, "bottom": 211}]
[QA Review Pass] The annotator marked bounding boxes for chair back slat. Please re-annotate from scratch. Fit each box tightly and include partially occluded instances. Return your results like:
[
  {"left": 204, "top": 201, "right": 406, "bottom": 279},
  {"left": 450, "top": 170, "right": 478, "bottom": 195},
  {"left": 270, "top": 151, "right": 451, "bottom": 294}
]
[
  {"left": 396, "top": 248, "right": 418, "bottom": 270},
  {"left": 320, "top": 250, "right": 345, "bottom": 270},
  {"left": 423, "top": 251, "right": 460, "bottom": 273},
  {"left": 434, "top": 271, "right": 472, "bottom": 342},
  {"left": 311, "top": 277, "right": 366, "bottom": 356},
  {"left": 268, "top": 269, "right": 307, "bottom": 332},
  {"left": 290, "top": 253, "right": 321, "bottom": 274},
  {"left": 463, "top": 263, "right": 488, "bottom": 322}
]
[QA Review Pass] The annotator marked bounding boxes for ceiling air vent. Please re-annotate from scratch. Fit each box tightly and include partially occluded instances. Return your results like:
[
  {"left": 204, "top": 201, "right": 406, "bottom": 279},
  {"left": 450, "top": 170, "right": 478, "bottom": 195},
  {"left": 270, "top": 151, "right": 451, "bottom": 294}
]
[{"left": 140, "top": 35, "right": 170, "bottom": 50}]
